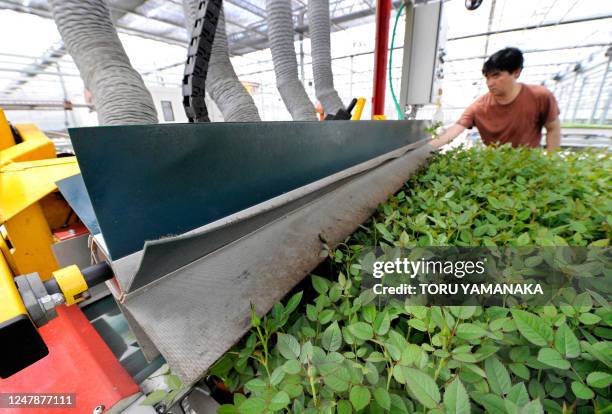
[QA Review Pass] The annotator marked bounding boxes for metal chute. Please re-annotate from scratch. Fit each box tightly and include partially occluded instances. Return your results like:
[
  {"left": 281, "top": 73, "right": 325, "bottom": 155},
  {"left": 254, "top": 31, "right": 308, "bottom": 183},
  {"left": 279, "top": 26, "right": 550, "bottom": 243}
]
[{"left": 64, "top": 120, "right": 439, "bottom": 385}]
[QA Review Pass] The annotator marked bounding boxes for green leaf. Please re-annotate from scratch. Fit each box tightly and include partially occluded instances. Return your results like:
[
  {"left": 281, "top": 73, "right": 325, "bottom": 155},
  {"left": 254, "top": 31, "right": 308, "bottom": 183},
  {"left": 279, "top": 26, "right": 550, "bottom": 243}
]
[
  {"left": 443, "top": 378, "right": 470, "bottom": 414},
  {"left": 403, "top": 367, "right": 441, "bottom": 409},
  {"left": 364, "top": 362, "right": 379, "bottom": 385},
  {"left": 449, "top": 306, "right": 476, "bottom": 319},
  {"left": 554, "top": 323, "right": 580, "bottom": 359},
  {"left": 587, "top": 289, "right": 610, "bottom": 311},
  {"left": 374, "top": 387, "right": 391, "bottom": 410},
  {"left": 471, "top": 393, "right": 505, "bottom": 413},
  {"left": 506, "top": 382, "right": 529, "bottom": 407},
  {"left": 311, "top": 275, "right": 329, "bottom": 294},
  {"left": 537, "top": 348, "right": 570, "bottom": 370},
  {"left": 347, "top": 322, "right": 374, "bottom": 341},
  {"left": 366, "top": 351, "right": 386, "bottom": 363},
  {"left": 586, "top": 371, "right": 612, "bottom": 388},
  {"left": 141, "top": 390, "right": 167, "bottom": 406},
  {"left": 269, "top": 391, "right": 290, "bottom": 411},
  {"left": 321, "top": 321, "right": 343, "bottom": 352},
  {"left": 269, "top": 366, "right": 285, "bottom": 386},
  {"left": 277, "top": 333, "right": 300, "bottom": 360},
  {"left": 318, "top": 309, "right": 335, "bottom": 325},
  {"left": 320, "top": 362, "right": 351, "bottom": 392},
  {"left": 234, "top": 393, "right": 246, "bottom": 406},
  {"left": 250, "top": 303, "right": 260, "bottom": 328},
  {"left": 400, "top": 344, "right": 422, "bottom": 366},
  {"left": 282, "top": 383, "right": 303, "bottom": 398},
  {"left": 362, "top": 304, "right": 376, "bottom": 323},
  {"left": 284, "top": 291, "right": 303, "bottom": 315},
  {"left": 375, "top": 223, "right": 394, "bottom": 242},
  {"left": 511, "top": 309, "right": 553, "bottom": 347},
  {"left": 165, "top": 374, "right": 182, "bottom": 391},
  {"left": 578, "top": 312, "right": 601, "bottom": 325},
  {"left": 217, "top": 404, "right": 237, "bottom": 414},
  {"left": 509, "top": 363, "right": 530, "bottom": 380},
  {"left": 581, "top": 341, "right": 612, "bottom": 369},
  {"left": 244, "top": 378, "right": 267, "bottom": 393},
  {"left": 337, "top": 400, "right": 352, "bottom": 414},
  {"left": 484, "top": 356, "right": 512, "bottom": 395},
  {"left": 349, "top": 385, "right": 371, "bottom": 411},
  {"left": 405, "top": 305, "right": 427, "bottom": 319},
  {"left": 306, "top": 304, "right": 317, "bottom": 322},
  {"left": 524, "top": 255, "right": 543, "bottom": 268},
  {"left": 373, "top": 311, "right": 391, "bottom": 336},
  {"left": 282, "top": 359, "right": 301, "bottom": 375},
  {"left": 517, "top": 232, "right": 531, "bottom": 246},
  {"left": 509, "top": 346, "right": 531, "bottom": 362},
  {"left": 456, "top": 323, "right": 488, "bottom": 340},
  {"left": 571, "top": 381, "right": 594, "bottom": 400},
  {"left": 408, "top": 318, "right": 427, "bottom": 332},
  {"left": 392, "top": 365, "right": 408, "bottom": 384},
  {"left": 238, "top": 397, "right": 266, "bottom": 414},
  {"left": 519, "top": 399, "right": 544, "bottom": 414}
]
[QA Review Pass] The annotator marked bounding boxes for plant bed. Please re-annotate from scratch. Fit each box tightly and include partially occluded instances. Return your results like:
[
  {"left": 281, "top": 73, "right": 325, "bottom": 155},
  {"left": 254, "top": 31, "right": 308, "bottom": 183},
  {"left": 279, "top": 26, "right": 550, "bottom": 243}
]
[{"left": 206, "top": 145, "right": 611, "bottom": 413}]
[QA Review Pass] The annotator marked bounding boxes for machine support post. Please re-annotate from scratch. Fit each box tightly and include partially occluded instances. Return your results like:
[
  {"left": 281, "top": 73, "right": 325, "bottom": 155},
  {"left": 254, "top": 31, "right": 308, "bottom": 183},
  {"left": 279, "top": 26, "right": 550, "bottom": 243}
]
[{"left": 372, "top": 0, "right": 392, "bottom": 117}]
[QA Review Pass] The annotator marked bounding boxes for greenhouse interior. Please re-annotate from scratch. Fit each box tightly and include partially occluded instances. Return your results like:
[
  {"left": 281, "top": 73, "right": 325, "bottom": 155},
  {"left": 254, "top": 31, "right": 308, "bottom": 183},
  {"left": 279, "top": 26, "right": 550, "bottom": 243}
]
[{"left": 0, "top": 0, "right": 610, "bottom": 413}]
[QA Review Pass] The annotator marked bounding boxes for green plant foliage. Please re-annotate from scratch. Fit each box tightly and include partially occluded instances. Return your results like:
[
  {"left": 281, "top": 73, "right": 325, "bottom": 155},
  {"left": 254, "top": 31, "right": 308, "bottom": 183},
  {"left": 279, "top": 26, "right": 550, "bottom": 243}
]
[{"left": 209, "top": 146, "right": 611, "bottom": 413}]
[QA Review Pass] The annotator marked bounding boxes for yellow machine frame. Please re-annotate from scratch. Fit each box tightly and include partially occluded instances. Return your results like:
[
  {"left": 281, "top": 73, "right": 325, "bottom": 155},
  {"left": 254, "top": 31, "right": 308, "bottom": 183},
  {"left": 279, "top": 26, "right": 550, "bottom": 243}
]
[{"left": 0, "top": 108, "right": 82, "bottom": 325}]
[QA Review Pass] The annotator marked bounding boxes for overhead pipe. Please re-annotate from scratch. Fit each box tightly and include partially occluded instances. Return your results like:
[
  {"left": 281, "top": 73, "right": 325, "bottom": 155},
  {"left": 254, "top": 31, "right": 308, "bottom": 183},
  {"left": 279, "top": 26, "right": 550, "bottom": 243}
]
[
  {"left": 266, "top": 0, "right": 317, "bottom": 120},
  {"left": 183, "top": 1, "right": 260, "bottom": 122},
  {"left": 48, "top": 0, "right": 158, "bottom": 125},
  {"left": 308, "top": 0, "right": 345, "bottom": 115},
  {"left": 372, "top": 0, "right": 391, "bottom": 117}
]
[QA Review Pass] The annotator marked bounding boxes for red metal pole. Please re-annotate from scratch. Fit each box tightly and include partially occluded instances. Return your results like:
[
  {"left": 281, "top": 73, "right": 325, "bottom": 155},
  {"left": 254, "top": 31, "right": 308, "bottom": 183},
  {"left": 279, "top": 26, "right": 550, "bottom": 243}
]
[{"left": 372, "top": 0, "right": 392, "bottom": 117}]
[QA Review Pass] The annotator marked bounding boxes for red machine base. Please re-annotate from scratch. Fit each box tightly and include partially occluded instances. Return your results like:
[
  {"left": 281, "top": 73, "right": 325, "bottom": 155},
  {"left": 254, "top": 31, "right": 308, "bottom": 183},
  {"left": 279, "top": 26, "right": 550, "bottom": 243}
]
[{"left": 0, "top": 305, "right": 139, "bottom": 413}]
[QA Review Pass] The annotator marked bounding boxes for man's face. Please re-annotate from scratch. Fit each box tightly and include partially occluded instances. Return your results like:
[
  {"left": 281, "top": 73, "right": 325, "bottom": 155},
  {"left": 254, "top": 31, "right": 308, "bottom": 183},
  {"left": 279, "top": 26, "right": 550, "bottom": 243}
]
[{"left": 485, "top": 69, "right": 521, "bottom": 96}]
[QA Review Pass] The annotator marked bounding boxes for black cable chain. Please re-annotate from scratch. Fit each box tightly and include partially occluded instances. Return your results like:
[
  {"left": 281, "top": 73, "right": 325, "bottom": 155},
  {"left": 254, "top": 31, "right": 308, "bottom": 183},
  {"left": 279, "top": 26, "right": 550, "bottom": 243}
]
[{"left": 182, "top": 0, "right": 223, "bottom": 123}]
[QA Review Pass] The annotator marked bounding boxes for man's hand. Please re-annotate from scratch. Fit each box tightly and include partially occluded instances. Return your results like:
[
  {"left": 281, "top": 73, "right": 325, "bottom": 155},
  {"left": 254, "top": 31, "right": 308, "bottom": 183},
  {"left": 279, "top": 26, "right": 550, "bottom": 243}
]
[
  {"left": 545, "top": 118, "right": 561, "bottom": 152},
  {"left": 430, "top": 123, "right": 466, "bottom": 147}
]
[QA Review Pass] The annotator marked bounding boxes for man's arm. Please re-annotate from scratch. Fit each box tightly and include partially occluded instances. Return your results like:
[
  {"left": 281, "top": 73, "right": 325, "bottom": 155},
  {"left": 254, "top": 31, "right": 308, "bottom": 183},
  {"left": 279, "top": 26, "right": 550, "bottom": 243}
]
[
  {"left": 430, "top": 123, "right": 466, "bottom": 147},
  {"left": 544, "top": 117, "right": 561, "bottom": 152}
]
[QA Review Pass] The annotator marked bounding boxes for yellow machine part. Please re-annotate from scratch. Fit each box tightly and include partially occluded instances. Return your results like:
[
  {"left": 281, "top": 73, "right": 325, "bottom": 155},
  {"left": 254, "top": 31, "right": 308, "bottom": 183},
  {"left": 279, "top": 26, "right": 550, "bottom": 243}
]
[
  {"left": 52, "top": 265, "right": 87, "bottom": 306},
  {"left": 0, "top": 111, "right": 81, "bottom": 281},
  {"left": 0, "top": 112, "right": 56, "bottom": 168},
  {"left": 372, "top": 114, "right": 387, "bottom": 120},
  {"left": 351, "top": 98, "right": 366, "bottom": 120},
  {"left": 0, "top": 108, "right": 15, "bottom": 151},
  {"left": 0, "top": 157, "right": 80, "bottom": 223},
  {"left": 0, "top": 158, "right": 79, "bottom": 281},
  {"left": 4, "top": 203, "right": 60, "bottom": 281},
  {"left": 0, "top": 249, "right": 28, "bottom": 324}
]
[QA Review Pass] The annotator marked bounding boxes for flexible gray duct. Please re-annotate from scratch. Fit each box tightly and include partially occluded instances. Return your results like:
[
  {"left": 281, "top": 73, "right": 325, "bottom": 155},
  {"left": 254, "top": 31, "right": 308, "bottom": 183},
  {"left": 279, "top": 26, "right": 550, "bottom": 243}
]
[
  {"left": 266, "top": 0, "right": 316, "bottom": 120},
  {"left": 308, "top": 0, "right": 344, "bottom": 114},
  {"left": 183, "top": 1, "right": 260, "bottom": 122},
  {"left": 48, "top": 0, "right": 158, "bottom": 125}
]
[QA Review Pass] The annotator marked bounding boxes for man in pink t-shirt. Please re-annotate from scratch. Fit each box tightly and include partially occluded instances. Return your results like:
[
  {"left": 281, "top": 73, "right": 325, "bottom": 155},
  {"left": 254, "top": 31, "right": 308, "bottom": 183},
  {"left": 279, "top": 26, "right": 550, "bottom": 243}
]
[{"left": 434, "top": 47, "right": 561, "bottom": 151}]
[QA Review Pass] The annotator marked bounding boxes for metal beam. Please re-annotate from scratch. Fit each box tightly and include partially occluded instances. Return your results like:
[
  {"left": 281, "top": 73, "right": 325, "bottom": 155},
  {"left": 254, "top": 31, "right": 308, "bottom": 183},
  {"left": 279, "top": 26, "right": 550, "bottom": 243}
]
[
  {"left": 445, "top": 43, "right": 611, "bottom": 62},
  {"left": 229, "top": 1, "right": 402, "bottom": 54},
  {"left": 225, "top": 0, "right": 267, "bottom": 18},
  {"left": 448, "top": 14, "right": 612, "bottom": 41},
  {"left": 0, "top": 100, "right": 92, "bottom": 110},
  {"left": 0, "top": 0, "right": 187, "bottom": 46}
]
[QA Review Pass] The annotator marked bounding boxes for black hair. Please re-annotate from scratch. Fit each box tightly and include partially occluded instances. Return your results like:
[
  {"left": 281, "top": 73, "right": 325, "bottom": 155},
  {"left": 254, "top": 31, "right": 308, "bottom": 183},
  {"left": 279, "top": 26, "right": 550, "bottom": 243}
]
[{"left": 482, "top": 47, "right": 524, "bottom": 76}]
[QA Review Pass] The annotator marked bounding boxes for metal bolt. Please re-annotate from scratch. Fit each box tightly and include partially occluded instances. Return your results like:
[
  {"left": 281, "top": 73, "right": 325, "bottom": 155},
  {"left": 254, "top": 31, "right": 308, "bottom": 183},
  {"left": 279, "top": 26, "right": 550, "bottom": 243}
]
[
  {"left": 93, "top": 405, "right": 105, "bottom": 414},
  {"left": 51, "top": 293, "right": 65, "bottom": 305},
  {"left": 38, "top": 295, "right": 56, "bottom": 312}
]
